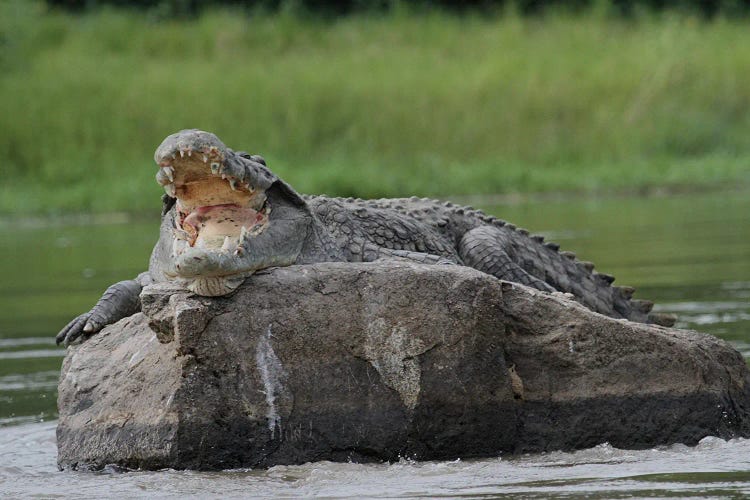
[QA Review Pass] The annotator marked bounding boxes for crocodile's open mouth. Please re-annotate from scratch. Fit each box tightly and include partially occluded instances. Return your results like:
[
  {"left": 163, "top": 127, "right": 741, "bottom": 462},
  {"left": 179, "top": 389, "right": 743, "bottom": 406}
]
[
  {"left": 157, "top": 148, "right": 269, "bottom": 256},
  {"left": 153, "top": 131, "right": 271, "bottom": 295}
]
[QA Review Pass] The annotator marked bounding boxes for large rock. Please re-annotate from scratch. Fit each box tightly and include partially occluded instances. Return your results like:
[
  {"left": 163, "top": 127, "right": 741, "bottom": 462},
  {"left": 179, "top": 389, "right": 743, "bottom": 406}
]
[{"left": 57, "top": 261, "right": 750, "bottom": 470}]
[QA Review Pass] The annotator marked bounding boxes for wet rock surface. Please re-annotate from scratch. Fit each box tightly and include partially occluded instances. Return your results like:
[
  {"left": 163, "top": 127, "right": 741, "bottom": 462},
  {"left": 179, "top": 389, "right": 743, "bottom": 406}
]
[{"left": 57, "top": 261, "right": 750, "bottom": 470}]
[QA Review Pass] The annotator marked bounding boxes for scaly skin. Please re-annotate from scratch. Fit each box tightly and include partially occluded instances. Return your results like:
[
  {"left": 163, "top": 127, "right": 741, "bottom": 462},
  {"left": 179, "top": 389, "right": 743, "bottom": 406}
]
[{"left": 56, "top": 130, "right": 674, "bottom": 345}]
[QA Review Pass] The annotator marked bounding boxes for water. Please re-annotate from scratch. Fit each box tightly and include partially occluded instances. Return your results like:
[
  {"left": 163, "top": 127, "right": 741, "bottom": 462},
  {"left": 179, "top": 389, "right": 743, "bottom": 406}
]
[
  {"left": 2, "top": 422, "right": 750, "bottom": 498},
  {"left": 0, "top": 189, "right": 748, "bottom": 497}
]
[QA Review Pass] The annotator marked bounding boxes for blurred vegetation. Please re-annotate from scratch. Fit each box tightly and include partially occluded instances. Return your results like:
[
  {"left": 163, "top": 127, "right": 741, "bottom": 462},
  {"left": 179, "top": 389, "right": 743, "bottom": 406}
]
[
  {"left": 41, "top": 0, "right": 750, "bottom": 18},
  {"left": 2, "top": 0, "right": 750, "bottom": 214}
]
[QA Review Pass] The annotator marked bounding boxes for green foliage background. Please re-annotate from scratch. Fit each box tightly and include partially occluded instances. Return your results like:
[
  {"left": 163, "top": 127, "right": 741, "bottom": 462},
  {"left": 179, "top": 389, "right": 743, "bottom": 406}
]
[
  {"left": 2, "top": 1, "right": 750, "bottom": 214},
  {"left": 41, "top": 0, "right": 750, "bottom": 18}
]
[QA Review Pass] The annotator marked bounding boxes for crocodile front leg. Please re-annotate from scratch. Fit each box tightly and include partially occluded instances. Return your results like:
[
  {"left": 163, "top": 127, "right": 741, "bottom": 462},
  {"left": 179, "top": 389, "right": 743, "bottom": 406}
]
[{"left": 55, "top": 272, "right": 151, "bottom": 346}]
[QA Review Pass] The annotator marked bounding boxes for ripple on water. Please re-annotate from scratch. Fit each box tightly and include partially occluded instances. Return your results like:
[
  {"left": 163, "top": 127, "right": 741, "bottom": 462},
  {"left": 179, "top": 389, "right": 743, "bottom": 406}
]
[
  {"left": 0, "top": 349, "right": 65, "bottom": 360},
  {"left": 0, "top": 337, "right": 57, "bottom": 348},
  {"left": 0, "top": 371, "right": 60, "bottom": 392}
]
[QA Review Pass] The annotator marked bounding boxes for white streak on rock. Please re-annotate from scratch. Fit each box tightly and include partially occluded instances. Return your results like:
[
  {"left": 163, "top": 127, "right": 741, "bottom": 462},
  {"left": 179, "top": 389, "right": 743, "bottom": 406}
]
[{"left": 256, "top": 325, "right": 287, "bottom": 438}]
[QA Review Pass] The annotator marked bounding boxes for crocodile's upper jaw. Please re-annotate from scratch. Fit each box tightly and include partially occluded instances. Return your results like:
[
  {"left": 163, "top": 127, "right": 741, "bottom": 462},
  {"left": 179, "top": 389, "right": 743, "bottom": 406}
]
[{"left": 154, "top": 130, "right": 269, "bottom": 296}]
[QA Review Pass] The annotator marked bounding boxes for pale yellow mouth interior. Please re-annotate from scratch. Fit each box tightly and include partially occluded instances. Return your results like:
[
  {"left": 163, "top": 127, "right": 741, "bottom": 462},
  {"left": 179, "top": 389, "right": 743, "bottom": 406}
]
[{"left": 159, "top": 155, "right": 268, "bottom": 252}]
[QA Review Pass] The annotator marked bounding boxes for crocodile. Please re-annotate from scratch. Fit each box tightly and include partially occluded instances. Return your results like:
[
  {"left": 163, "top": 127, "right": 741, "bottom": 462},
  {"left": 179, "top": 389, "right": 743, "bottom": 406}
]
[{"left": 56, "top": 129, "right": 674, "bottom": 345}]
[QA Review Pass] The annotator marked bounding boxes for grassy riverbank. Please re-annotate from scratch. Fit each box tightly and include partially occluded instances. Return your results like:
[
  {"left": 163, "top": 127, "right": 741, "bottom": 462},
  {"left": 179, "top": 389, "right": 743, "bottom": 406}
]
[{"left": 2, "top": 3, "right": 750, "bottom": 214}]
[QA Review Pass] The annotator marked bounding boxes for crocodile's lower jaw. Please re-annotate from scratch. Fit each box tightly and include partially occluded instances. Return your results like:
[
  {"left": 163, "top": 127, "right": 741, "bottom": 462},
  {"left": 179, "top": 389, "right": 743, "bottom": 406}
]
[{"left": 181, "top": 273, "right": 251, "bottom": 296}]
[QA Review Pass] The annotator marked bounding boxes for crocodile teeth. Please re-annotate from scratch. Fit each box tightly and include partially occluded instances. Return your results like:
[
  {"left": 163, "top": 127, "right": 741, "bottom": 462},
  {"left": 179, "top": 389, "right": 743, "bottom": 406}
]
[
  {"left": 229, "top": 179, "right": 239, "bottom": 191},
  {"left": 180, "top": 150, "right": 185, "bottom": 158},
  {"left": 203, "top": 154, "right": 208, "bottom": 163},
  {"left": 164, "top": 184, "right": 176, "bottom": 197},
  {"left": 171, "top": 153, "right": 177, "bottom": 159},
  {"left": 234, "top": 246, "right": 244, "bottom": 256},
  {"left": 240, "top": 226, "right": 249, "bottom": 241},
  {"left": 221, "top": 236, "right": 233, "bottom": 252},
  {"left": 164, "top": 166, "right": 174, "bottom": 182},
  {"left": 187, "top": 149, "right": 192, "bottom": 157},
  {"left": 156, "top": 169, "right": 170, "bottom": 186},
  {"left": 211, "top": 162, "right": 220, "bottom": 174}
]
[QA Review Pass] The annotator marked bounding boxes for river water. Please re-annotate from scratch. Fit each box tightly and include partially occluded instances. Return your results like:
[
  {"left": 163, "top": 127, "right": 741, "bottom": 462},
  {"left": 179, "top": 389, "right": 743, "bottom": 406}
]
[{"left": 1, "top": 189, "right": 749, "bottom": 497}]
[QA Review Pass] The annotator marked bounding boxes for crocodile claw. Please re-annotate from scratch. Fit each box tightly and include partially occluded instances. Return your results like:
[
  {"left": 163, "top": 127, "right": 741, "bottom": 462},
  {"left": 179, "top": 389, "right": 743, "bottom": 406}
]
[{"left": 56, "top": 311, "right": 93, "bottom": 346}]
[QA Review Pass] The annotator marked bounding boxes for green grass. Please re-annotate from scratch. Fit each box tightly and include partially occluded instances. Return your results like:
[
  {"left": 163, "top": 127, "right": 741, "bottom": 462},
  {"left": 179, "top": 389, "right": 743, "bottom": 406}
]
[{"left": 2, "top": 2, "right": 750, "bottom": 214}]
